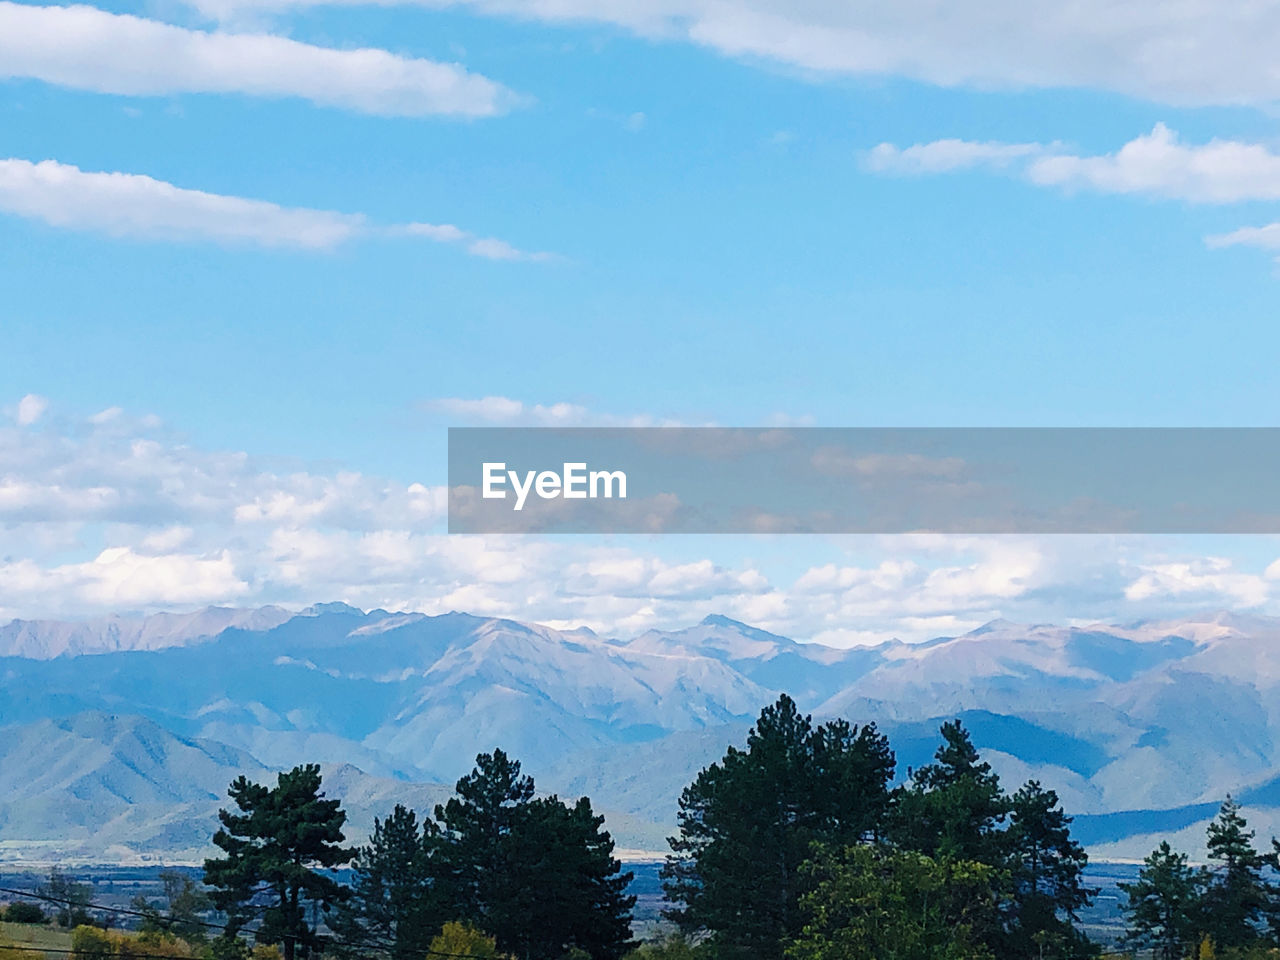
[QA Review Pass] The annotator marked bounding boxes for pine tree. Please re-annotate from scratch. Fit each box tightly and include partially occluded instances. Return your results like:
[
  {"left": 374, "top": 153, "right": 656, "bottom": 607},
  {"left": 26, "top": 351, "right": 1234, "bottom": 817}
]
[
  {"left": 1005, "top": 781, "right": 1096, "bottom": 958},
  {"left": 434, "top": 749, "right": 536, "bottom": 946},
  {"left": 893, "top": 721, "right": 1010, "bottom": 868},
  {"left": 435, "top": 750, "right": 636, "bottom": 960},
  {"left": 203, "top": 764, "right": 355, "bottom": 960},
  {"left": 662, "top": 694, "right": 895, "bottom": 960},
  {"left": 504, "top": 796, "right": 635, "bottom": 960},
  {"left": 331, "top": 804, "right": 445, "bottom": 960},
  {"left": 1120, "top": 841, "right": 1208, "bottom": 960},
  {"left": 1202, "top": 796, "right": 1267, "bottom": 950}
]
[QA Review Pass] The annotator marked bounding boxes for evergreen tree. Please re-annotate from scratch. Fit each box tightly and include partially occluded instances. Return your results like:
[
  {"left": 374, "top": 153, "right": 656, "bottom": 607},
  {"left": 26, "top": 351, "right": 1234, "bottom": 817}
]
[
  {"left": 434, "top": 749, "right": 536, "bottom": 948},
  {"left": 331, "top": 804, "right": 445, "bottom": 960},
  {"left": 435, "top": 750, "right": 636, "bottom": 960},
  {"left": 662, "top": 694, "right": 895, "bottom": 960},
  {"left": 1202, "top": 796, "right": 1267, "bottom": 950},
  {"left": 893, "top": 720, "right": 1009, "bottom": 866},
  {"left": 504, "top": 796, "right": 636, "bottom": 960},
  {"left": 1120, "top": 841, "right": 1209, "bottom": 960},
  {"left": 1004, "top": 781, "right": 1096, "bottom": 959},
  {"left": 203, "top": 764, "right": 355, "bottom": 960}
]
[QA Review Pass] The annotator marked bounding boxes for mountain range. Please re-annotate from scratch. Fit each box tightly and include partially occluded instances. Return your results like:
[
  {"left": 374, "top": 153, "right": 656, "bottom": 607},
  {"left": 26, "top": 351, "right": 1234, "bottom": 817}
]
[{"left": 2, "top": 603, "right": 1279, "bottom": 864}]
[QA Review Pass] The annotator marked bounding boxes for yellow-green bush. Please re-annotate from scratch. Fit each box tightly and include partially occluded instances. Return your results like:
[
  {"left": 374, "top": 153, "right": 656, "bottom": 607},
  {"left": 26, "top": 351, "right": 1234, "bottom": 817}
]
[
  {"left": 71, "top": 926, "right": 194, "bottom": 960},
  {"left": 428, "top": 922, "right": 507, "bottom": 959}
]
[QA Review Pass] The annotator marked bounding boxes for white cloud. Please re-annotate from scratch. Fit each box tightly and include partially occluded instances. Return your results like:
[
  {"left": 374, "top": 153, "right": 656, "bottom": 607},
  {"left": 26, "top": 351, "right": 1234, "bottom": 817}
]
[
  {"left": 1027, "top": 124, "right": 1280, "bottom": 203},
  {"left": 0, "top": 157, "right": 551, "bottom": 257},
  {"left": 867, "top": 139, "right": 1045, "bottom": 175},
  {"left": 15, "top": 394, "right": 48, "bottom": 426},
  {"left": 869, "top": 125, "right": 1280, "bottom": 205},
  {"left": 423, "top": 395, "right": 693, "bottom": 426},
  {"left": 0, "top": 547, "right": 249, "bottom": 609},
  {"left": 1206, "top": 223, "right": 1280, "bottom": 255},
  {"left": 182, "top": 0, "right": 1280, "bottom": 108},
  {"left": 868, "top": 125, "right": 1280, "bottom": 268},
  {"left": 1125, "top": 556, "right": 1270, "bottom": 607},
  {"left": 400, "top": 223, "right": 556, "bottom": 261},
  {"left": 4, "top": 397, "right": 1280, "bottom": 635},
  {"left": 0, "top": 1, "right": 516, "bottom": 117}
]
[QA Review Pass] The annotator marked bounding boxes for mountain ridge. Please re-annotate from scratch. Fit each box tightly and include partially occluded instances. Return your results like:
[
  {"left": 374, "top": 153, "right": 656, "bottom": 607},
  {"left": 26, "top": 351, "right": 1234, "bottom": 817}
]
[{"left": 2, "top": 603, "right": 1278, "bottom": 863}]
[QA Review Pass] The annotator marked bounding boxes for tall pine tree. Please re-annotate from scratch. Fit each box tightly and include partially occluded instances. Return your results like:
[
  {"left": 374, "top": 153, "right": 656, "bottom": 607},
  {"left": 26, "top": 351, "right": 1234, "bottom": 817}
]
[
  {"left": 435, "top": 749, "right": 635, "bottom": 960},
  {"left": 330, "top": 804, "right": 445, "bottom": 960},
  {"left": 893, "top": 720, "right": 1010, "bottom": 866},
  {"left": 204, "top": 764, "right": 354, "bottom": 960},
  {"left": 1005, "top": 781, "right": 1096, "bottom": 959},
  {"left": 1120, "top": 841, "right": 1208, "bottom": 960},
  {"left": 1202, "top": 796, "right": 1267, "bottom": 950},
  {"left": 662, "top": 694, "right": 895, "bottom": 960}
]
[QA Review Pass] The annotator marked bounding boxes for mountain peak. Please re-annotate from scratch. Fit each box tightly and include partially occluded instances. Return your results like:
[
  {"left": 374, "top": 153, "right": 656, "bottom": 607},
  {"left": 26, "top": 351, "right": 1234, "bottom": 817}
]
[
  {"left": 700, "top": 614, "right": 749, "bottom": 629},
  {"left": 301, "top": 601, "right": 366, "bottom": 617}
]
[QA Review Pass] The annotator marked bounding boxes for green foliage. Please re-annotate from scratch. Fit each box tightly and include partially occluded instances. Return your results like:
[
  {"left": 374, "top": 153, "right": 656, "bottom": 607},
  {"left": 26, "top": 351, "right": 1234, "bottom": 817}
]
[
  {"left": 892, "top": 720, "right": 1008, "bottom": 866},
  {"left": 1119, "top": 800, "right": 1276, "bottom": 960},
  {"left": 1120, "top": 841, "right": 1209, "bottom": 960},
  {"left": 3, "top": 903, "right": 48, "bottom": 925},
  {"left": 70, "top": 926, "right": 194, "bottom": 960},
  {"left": 785, "top": 844, "right": 997, "bottom": 960},
  {"left": 435, "top": 750, "right": 635, "bottom": 960},
  {"left": 203, "top": 763, "right": 355, "bottom": 960},
  {"left": 662, "top": 695, "right": 894, "bottom": 959},
  {"left": 1005, "top": 781, "right": 1098, "bottom": 959},
  {"left": 428, "top": 921, "right": 505, "bottom": 959},
  {"left": 1204, "top": 797, "right": 1269, "bottom": 951},
  {"left": 330, "top": 804, "right": 445, "bottom": 960}
]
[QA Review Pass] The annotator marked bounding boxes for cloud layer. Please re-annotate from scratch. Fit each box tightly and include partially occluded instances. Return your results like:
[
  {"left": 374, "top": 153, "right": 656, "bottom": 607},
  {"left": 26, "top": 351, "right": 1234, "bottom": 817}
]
[
  {"left": 6, "top": 396, "right": 1280, "bottom": 642},
  {"left": 0, "top": 157, "right": 551, "bottom": 257},
  {"left": 0, "top": 1, "right": 515, "bottom": 117}
]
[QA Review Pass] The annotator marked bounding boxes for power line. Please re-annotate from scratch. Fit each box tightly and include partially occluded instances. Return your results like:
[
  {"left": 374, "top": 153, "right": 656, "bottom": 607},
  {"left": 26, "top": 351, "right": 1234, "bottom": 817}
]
[{"left": 0, "top": 887, "right": 495, "bottom": 960}]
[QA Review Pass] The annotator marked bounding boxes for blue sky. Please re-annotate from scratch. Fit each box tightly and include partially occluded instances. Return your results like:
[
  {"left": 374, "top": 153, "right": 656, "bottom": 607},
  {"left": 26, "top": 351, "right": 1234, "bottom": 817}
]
[{"left": 5, "top": 0, "right": 1280, "bottom": 639}]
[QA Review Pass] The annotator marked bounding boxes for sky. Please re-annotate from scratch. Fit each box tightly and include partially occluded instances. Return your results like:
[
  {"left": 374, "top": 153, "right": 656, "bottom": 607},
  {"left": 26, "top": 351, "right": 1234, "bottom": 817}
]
[{"left": 5, "top": 0, "right": 1280, "bottom": 642}]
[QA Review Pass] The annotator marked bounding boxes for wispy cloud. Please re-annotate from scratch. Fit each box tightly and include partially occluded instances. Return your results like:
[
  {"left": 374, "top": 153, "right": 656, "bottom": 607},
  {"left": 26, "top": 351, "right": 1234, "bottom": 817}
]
[
  {"left": 868, "top": 124, "right": 1280, "bottom": 267},
  {"left": 422, "top": 396, "right": 699, "bottom": 426},
  {"left": 867, "top": 139, "right": 1046, "bottom": 175},
  {"left": 399, "top": 224, "right": 558, "bottom": 262},
  {"left": 0, "top": 1, "right": 517, "bottom": 117},
  {"left": 181, "top": 0, "right": 1280, "bottom": 109},
  {"left": 868, "top": 125, "right": 1280, "bottom": 204},
  {"left": 0, "top": 157, "right": 553, "bottom": 258}
]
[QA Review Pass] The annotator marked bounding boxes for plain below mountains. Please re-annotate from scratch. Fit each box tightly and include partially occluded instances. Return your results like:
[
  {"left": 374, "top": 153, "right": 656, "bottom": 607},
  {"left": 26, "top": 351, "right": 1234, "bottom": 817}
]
[{"left": 3, "top": 603, "right": 1279, "bottom": 864}]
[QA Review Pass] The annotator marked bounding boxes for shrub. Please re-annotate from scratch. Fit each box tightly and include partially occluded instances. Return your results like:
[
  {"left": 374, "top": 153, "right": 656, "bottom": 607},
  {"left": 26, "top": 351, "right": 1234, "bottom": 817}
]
[
  {"left": 70, "top": 926, "right": 194, "bottom": 960},
  {"left": 429, "top": 922, "right": 506, "bottom": 959},
  {"left": 3, "top": 903, "right": 47, "bottom": 925}
]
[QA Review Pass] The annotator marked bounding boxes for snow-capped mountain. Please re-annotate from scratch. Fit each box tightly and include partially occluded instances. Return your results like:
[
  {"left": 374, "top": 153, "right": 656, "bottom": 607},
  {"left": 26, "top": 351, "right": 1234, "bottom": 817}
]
[{"left": 3, "top": 604, "right": 1280, "bottom": 862}]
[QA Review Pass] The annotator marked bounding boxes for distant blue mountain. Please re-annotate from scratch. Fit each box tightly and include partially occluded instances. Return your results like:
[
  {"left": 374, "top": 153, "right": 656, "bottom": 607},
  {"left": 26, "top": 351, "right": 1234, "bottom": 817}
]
[{"left": 3, "top": 605, "right": 1280, "bottom": 862}]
